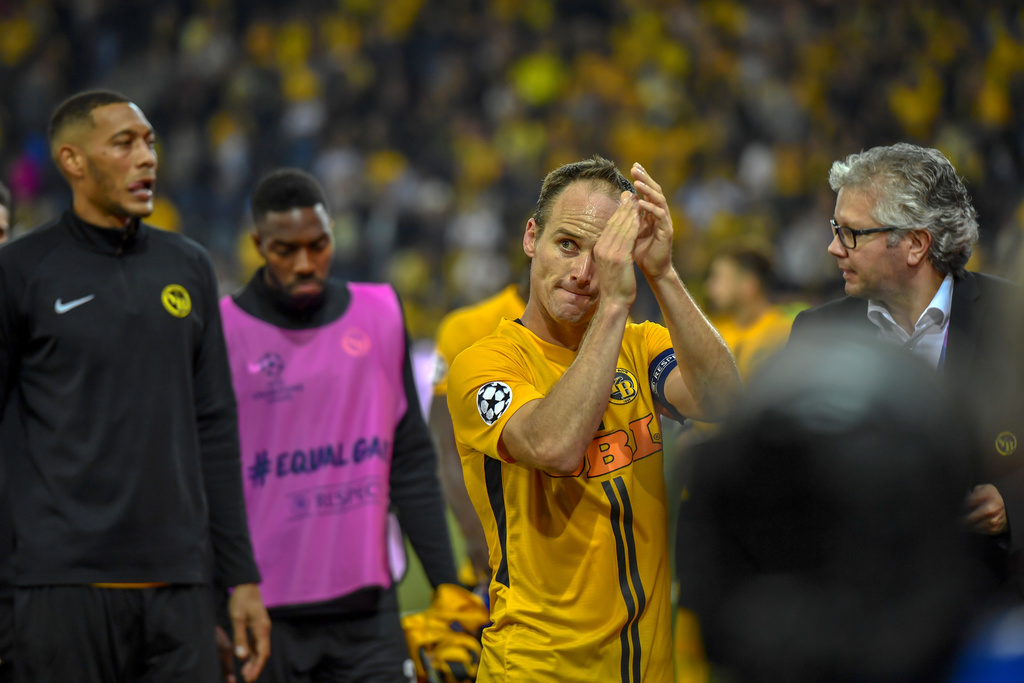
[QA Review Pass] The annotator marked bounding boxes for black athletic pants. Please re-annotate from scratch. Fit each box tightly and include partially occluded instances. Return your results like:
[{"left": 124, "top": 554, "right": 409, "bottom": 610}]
[
  {"left": 14, "top": 584, "right": 219, "bottom": 683},
  {"left": 256, "top": 586, "right": 414, "bottom": 683}
]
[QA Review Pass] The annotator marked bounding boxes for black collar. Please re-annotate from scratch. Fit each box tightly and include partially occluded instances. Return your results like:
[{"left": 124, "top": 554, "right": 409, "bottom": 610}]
[
  {"left": 63, "top": 210, "right": 147, "bottom": 254},
  {"left": 232, "top": 268, "right": 351, "bottom": 330}
]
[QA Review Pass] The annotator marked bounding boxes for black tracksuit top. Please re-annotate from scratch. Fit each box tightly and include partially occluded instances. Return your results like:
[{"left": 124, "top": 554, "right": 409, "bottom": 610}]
[{"left": 0, "top": 210, "right": 259, "bottom": 587}]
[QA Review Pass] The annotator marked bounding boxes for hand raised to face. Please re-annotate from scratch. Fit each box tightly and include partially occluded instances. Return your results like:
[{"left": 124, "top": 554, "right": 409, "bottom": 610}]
[
  {"left": 592, "top": 190, "right": 642, "bottom": 309},
  {"left": 631, "top": 163, "right": 674, "bottom": 280}
]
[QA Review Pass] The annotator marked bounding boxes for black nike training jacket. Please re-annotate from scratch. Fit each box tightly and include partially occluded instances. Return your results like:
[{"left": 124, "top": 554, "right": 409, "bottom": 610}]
[{"left": 0, "top": 210, "right": 260, "bottom": 587}]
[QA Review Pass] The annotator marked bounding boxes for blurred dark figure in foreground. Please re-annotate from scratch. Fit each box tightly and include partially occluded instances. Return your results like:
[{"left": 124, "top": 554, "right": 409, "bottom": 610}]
[{"left": 677, "top": 335, "right": 998, "bottom": 682}]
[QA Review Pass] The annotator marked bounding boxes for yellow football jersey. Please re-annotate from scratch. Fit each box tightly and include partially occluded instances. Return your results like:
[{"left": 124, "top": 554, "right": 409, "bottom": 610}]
[
  {"left": 433, "top": 284, "right": 528, "bottom": 396},
  {"left": 712, "top": 305, "right": 794, "bottom": 380},
  {"left": 448, "top": 319, "right": 679, "bottom": 683}
]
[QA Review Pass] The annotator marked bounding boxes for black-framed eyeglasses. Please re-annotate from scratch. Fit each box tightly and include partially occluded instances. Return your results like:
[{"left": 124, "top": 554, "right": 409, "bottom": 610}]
[{"left": 829, "top": 219, "right": 900, "bottom": 249}]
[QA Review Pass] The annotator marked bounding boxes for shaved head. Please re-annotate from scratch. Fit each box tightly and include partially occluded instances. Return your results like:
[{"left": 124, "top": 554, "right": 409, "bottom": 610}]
[
  {"left": 48, "top": 90, "right": 132, "bottom": 159},
  {"left": 47, "top": 90, "right": 157, "bottom": 227}
]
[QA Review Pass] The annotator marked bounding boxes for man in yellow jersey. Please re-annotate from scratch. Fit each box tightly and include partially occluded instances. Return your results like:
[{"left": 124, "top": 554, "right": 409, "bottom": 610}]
[
  {"left": 705, "top": 245, "right": 797, "bottom": 380},
  {"left": 674, "top": 246, "right": 798, "bottom": 681},
  {"left": 447, "top": 156, "right": 741, "bottom": 682},
  {"left": 431, "top": 280, "right": 528, "bottom": 585}
]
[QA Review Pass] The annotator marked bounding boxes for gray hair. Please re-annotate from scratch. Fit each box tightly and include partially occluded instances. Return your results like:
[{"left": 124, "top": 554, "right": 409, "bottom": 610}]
[{"left": 828, "top": 143, "right": 978, "bottom": 279}]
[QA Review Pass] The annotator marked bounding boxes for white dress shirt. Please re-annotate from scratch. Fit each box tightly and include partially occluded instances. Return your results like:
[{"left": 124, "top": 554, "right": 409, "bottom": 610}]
[{"left": 866, "top": 274, "right": 954, "bottom": 369}]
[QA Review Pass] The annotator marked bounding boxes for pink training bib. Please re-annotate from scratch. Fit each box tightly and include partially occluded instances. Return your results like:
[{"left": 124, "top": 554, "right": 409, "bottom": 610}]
[{"left": 220, "top": 283, "right": 407, "bottom": 608}]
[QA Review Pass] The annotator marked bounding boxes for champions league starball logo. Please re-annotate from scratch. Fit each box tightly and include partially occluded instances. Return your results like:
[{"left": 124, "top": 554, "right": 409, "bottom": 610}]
[
  {"left": 255, "top": 351, "right": 285, "bottom": 378},
  {"left": 248, "top": 351, "right": 303, "bottom": 404},
  {"left": 477, "top": 382, "right": 512, "bottom": 425}
]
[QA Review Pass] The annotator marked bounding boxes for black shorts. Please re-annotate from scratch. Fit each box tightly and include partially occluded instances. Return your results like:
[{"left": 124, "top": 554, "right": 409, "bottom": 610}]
[
  {"left": 257, "top": 586, "right": 414, "bottom": 683},
  {"left": 15, "top": 584, "right": 219, "bottom": 683}
]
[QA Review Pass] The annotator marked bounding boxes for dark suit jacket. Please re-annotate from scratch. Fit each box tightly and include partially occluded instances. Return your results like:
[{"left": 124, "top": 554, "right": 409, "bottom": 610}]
[{"left": 789, "top": 271, "right": 1024, "bottom": 592}]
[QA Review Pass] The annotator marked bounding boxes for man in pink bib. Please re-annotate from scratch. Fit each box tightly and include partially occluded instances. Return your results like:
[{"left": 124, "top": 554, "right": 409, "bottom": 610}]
[{"left": 220, "top": 169, "right": 459, "bottom": 682}]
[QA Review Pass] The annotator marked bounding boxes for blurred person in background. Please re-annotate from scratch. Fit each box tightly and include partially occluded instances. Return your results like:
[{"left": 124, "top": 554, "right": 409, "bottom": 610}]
[
  {"left": 447, "top": 156, "right": 740, "bottom": 681},
  {"left": 0, "top": 90, "right": 269, "bottom": 682},
  {"left": 220, "top": 168, "right": 476, "bottom": 682},
  {"left": 429, "top": 275, "right": 528, "bottom": 591},
  {"left": 705, "top": 244, "right": 798, "bottom": 380},
  {"left": 674, "top": 242, "right": 799, "bottom": 682},
  {"left": 789, "top": 142, "right": 1024, "bottom": 598},
  {"left": 674, "top": 243, "right": 799, "bottom": 674},
  {"left": 677, "top": 336, "right": 989, "bottom": 682}
]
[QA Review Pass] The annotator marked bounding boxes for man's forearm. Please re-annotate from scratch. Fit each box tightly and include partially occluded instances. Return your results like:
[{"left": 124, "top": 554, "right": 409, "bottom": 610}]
[
  {"left": 648, "top": 269, "right": 740, "bottom": 419},
  {"left": 504, "top": 303, "right": 629, "bottom": 474},
  {"left": 202, "top": 444, "right": 263, "bottom": 587},
  {"left": 392, "top": 353, "right": 459, "bottom": 588}
]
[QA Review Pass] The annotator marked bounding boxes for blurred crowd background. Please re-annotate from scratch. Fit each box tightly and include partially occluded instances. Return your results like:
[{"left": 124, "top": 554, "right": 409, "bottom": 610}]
[{"left": 3, "top": 0, "right": 1024, "bottom": 340}]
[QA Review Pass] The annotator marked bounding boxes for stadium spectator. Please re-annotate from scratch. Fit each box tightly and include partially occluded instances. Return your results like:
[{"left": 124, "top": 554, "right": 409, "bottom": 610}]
[
  {"left": 4, "top": 3, "right": 1024, "bottom": 324},
  {"left": 446, "top": 156, "right": 740, "bottom": 681},
  {"left": 0, "top": 90, "right": 269, "bottom": 682},
  {"left": 220, "top": 168, "right": 464, "bottom": 682}
]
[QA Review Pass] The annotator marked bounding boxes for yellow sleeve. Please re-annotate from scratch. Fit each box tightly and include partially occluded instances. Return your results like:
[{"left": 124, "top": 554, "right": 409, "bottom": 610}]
[
  {"left": 638, "top": 320, "right": 674, "bottom": 358},
  {"left": 432, "top": 312, "right": 466, "bottom": 396},
  {"left": 637, "top": 321, "right": 685, "bottom": 422},
  {"left": 735, "top": 309, "right": 793, "bottom": 379},
  {"left": 447, "top": 340, "right": 544, "bottom": 463}
]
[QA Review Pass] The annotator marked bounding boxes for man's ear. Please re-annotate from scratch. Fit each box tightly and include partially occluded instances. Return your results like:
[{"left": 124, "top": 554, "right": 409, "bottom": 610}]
[
  {"left": 251, "top": 230, "right": 263, "bottom": 256},
  {"left": 906, "top": 228, "right": 932, "bottom": 267},
  {"left": 524, "top": 218, "right": 538, "bottom": 258},
  {"left": 56, "top": 144, "right": 85, "bottom": 180}
]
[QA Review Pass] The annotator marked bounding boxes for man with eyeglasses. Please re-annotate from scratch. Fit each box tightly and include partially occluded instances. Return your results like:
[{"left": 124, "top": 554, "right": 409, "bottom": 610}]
[{"left": 789, "top": 142, "right": 1024, "bottom": 600}]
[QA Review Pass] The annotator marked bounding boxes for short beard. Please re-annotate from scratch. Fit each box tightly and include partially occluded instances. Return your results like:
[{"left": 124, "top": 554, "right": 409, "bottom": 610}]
[
  {"left": 263, "top": 268, "right": 326, "bottom": 312},
  {"left": 86, "top": 157, "right": 151, "bottom": 218}
]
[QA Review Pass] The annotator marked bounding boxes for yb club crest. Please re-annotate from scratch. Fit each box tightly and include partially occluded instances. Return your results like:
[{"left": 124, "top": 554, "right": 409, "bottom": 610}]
[
  {"left": 609, "top": 368, "right": 638, "bottom": 405},
  {"left": 996, "top": 431, "right": 1018, "bottom": 457},
  {"left": 161, "top": 284, "right": 191, "bottom": 318}
]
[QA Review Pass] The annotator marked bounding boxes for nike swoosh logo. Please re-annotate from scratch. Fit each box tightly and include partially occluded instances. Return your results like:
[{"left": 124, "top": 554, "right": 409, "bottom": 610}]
[{"left": 55, "top": 295, "right": 95, "bottom": 314}]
